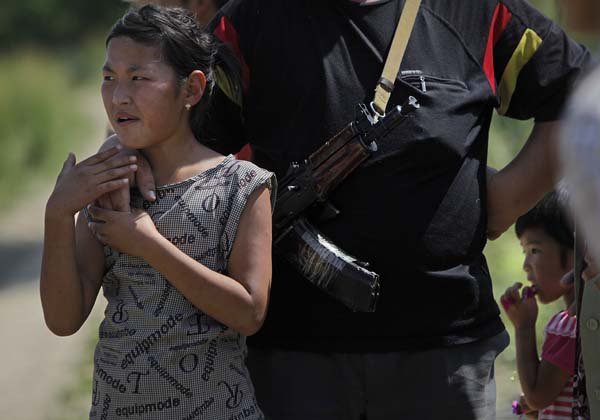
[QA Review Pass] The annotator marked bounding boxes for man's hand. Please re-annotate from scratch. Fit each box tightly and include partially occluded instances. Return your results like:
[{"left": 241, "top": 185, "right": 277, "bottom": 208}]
[
  {"left": 96, "top": 135, "right": 156, "bottom": 211},
  {"left": 500, "top": 282, "right": 538, "bottom": 330}
]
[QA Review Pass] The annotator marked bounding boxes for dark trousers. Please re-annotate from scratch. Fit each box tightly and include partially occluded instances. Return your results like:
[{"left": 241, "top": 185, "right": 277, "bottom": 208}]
[{"left": 246, "top": 331, "right": 509, "bottom": 420}]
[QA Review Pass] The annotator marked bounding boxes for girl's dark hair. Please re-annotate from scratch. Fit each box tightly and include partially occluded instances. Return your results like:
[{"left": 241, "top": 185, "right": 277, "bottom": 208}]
[
  {"left": 106, "top": 5, "right": 241, "bottom": 140},
  {"left": 515, "top": 187, "right": 574, "bottom": 266}
]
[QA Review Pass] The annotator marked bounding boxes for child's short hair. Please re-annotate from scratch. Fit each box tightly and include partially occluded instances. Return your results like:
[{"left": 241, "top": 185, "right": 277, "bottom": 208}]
[{"left": 515, "top": 186, "right": 574, "bottom": 252}]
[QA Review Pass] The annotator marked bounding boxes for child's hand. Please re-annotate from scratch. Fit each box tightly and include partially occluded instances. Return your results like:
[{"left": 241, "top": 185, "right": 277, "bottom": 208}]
[
  {"left": 46, "top": 146, "right": 137, "bottom": 219},
  {"left": 86, "top": 206, "right": 159, "bottom": 257},
  {"left": 500, "top": 282, "right": 538, "bottom": 330},
  {"left": 513, "top": 394, "right": 538, "bottom": 418}
]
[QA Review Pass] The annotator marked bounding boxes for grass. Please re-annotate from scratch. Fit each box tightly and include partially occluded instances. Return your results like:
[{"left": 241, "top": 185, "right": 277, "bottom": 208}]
[{"left": 0, "top": 41, "right": 107, "bottom": 213}]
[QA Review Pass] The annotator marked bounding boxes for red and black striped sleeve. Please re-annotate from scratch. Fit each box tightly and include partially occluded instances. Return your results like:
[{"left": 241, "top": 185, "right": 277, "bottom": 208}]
[{"left": 482, "top": 0, "right": 590, "bottom": 121}]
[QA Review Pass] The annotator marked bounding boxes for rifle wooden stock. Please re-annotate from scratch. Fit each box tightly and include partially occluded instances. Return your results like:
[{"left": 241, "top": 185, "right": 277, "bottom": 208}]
[
  {"left": 273, "top": 121, "right": 371, "bottom": 233},
  {"left": 310, "top": 130, "right": 371, "bottom": 197}
]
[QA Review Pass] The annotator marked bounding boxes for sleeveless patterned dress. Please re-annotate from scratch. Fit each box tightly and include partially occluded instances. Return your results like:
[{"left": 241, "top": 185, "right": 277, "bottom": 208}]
[{"left": 88, "top": 155, "right": 275, "bottom": 420}]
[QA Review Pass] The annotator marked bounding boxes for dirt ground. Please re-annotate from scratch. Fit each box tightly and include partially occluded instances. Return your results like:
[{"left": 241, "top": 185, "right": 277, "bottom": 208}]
[
  {"left": 0, "top": 91, "right": 107, "bottom": 420},
  {"left": 0, "top": 178, "right": 105, "bottom": 420}
]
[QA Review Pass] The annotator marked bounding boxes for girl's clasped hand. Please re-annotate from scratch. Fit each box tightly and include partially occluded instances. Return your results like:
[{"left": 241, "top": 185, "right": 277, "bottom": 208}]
[
  {"left": 47, "top": 145, "right": 137, "bottom": 219},
  {"left": 86, "top": 205, "right": 158, "bottom": 256},
  {"left": 500, "top": 283, "right": 538, "bottom": 329}
]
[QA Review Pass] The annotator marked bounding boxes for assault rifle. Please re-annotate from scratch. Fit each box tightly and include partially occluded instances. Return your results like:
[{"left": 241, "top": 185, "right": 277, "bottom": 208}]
[{"left": 273, "top": 97, "right": 419, "bottom": 312}]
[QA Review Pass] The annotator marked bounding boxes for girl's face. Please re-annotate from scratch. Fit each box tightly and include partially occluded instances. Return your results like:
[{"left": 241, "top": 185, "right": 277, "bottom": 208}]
[
  {"left": 102, "top": 37, "right": 189, "bottom": 150},
  {"left": 519, "top": 227, "right": 573, "bottom": 304}
]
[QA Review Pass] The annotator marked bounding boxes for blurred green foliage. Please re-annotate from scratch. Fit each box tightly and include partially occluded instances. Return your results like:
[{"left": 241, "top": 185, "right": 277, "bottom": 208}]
[
  {"left": 0, "top": 52, "right": 83, "bottom": 203},
  {"left": 0, "top": 0, "right": 128, "bottom": 49},
  {"left": 0, "top": 0, "right": 131, "bottom": 210},
  {"left": 0, "top": 39, "right": 109, "bottom": 211}
]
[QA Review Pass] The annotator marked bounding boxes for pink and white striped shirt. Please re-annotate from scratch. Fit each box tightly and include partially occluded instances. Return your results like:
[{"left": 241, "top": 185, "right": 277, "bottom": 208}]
[{"left": 539, "top": 310, "right": 578, "bottom": 420}]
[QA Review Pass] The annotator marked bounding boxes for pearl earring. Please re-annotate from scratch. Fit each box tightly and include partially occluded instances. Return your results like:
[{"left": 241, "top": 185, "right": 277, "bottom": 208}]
[{"left": 185, "top": 104, "right": 191, "bottom": 111}]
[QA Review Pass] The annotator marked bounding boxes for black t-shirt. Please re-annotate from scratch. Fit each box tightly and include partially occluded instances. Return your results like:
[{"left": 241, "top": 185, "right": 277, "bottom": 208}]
[{"left": 205, "top": 0, "right": 590, "bottom": 351}]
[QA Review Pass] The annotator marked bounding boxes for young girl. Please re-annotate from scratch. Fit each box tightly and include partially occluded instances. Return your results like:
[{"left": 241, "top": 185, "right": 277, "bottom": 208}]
[
  {"left": 501, "top": 190, "right": 580, "bottom": 419},
  {"left": 40, "top": 5, "right": 274, "bottom": 419}
]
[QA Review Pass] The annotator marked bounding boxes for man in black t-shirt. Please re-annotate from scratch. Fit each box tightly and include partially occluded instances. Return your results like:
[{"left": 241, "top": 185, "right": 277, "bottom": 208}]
[{"left": 128, "top": 0, "right": 591, "bottom": 418}]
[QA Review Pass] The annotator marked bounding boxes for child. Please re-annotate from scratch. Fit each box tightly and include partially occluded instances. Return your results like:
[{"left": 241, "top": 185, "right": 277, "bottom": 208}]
[
  {"left": 40, "top": 5, "right": 274, "bottom": 419},
  {"left": 500, "top": 189, "right": 580, "bottom": 419}
]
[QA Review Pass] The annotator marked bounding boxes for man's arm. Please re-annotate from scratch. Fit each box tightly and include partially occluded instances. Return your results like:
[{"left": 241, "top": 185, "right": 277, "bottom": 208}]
[
  {"left": 484, "top": 0, "right": 590, "bottom": 240},
  {"left": 487, "top": 121, "right": 560, "bottom": 240}
]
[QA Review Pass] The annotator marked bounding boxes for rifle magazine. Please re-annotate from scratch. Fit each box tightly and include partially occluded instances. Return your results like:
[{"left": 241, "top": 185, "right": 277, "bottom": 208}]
[{"left": 275, "top": 217, "right": 380, "bottom": 312}]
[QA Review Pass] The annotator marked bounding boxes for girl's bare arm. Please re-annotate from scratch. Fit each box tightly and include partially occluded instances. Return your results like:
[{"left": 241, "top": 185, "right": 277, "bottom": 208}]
[
  {"left": 40, "top": 212, "right": 105, "bottom": 336},
  {"left": 501, "top": 284, "right": 572, "bottom": 410},
  {"left": 515, "top": 326, "right": 572, "bottom": 410},
  {"left": 40, "top": 148, "right": 136, "bottom": 335}
]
